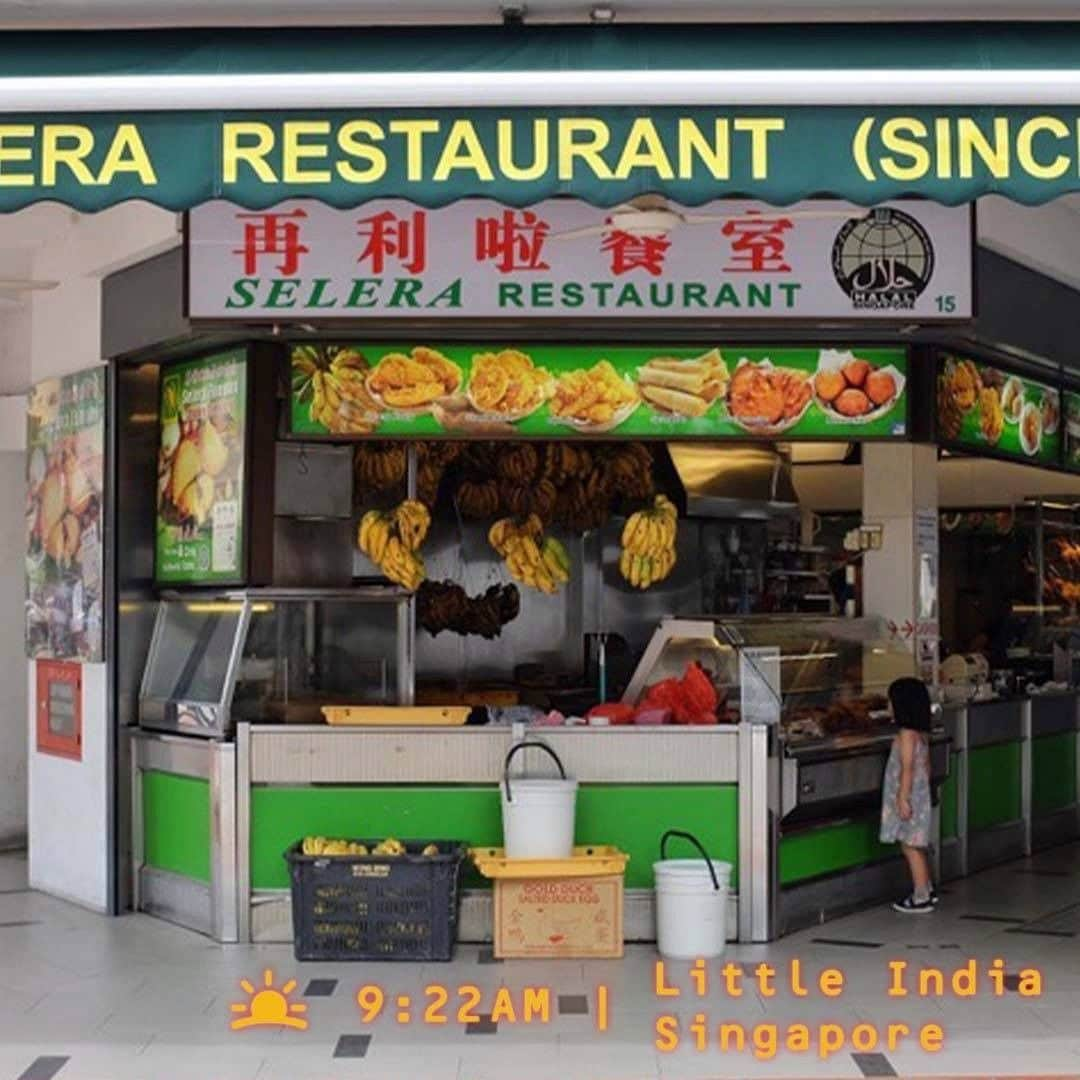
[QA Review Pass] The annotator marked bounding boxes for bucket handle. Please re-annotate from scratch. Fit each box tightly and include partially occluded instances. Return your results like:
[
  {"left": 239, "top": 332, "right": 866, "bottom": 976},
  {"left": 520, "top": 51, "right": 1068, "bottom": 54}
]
[
  {"left": 503, "top": 740, "right": 567, "bottom": 803},
  {"left": 660, "top": 829, "right": 721, "bottom": 892}
]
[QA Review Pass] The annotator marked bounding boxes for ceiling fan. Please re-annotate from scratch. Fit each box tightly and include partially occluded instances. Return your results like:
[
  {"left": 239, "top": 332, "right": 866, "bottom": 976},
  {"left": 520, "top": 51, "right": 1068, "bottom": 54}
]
[{"left": 551, "top": 194, "right": 853, "bottom": 241}]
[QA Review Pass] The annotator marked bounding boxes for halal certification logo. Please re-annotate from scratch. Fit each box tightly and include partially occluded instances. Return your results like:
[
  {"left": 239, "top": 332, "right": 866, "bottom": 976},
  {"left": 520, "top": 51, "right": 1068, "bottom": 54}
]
[{"left": 831, "top": 207, "right": 935, "bottom": 311}]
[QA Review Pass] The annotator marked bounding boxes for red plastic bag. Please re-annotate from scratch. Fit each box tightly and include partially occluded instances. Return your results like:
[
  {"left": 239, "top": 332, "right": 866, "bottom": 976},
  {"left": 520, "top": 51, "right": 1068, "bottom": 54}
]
[
  {"left": 587, "top": 702, "right": 635, "bottom": 726},
  {"left": 682, "top": 662, "right": 718, "bottom": 715},
  {"left": 641, "top": 663, "right": 719, "bottom": 725}
]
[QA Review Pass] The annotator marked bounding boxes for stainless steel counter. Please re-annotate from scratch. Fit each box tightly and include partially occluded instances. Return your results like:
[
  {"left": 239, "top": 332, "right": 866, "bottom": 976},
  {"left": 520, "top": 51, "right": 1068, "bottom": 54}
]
[{"left": 941, "top": 692, "right": 1080, "bottom": 880}]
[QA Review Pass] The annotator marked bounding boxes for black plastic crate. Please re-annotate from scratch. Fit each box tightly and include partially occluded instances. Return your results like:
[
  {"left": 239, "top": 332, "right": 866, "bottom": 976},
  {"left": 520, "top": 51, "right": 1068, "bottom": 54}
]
[{"left": 284, "top": 839, "right": 465, "bottom": 962}]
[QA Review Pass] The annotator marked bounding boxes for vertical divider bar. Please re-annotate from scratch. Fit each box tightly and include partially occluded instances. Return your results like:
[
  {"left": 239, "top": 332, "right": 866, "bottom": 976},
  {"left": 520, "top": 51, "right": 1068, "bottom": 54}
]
[
  {"left": 737, "top": 722, "right": 752, "bottom": 944},
  {"left": 1021, "top": 698, "right": 1033, "bottom": 857},
  {"left": 236, "top": 722, "right": 251, "bottom": 944},
  {"left": 131, "top": 733, "right": 144, "bottom": 913},
  {"left": 1071, "top": 695, "right": 1080, "bottom": 838},
  {"left": 209, "top": 741, "right": 239, "bottom": 943},
  {"left": 957, "top": 706, "right": 969, "bottom": 879},
  {"left": 402, "top": 443, "right": 418, "bottom": 706},
  {"left": 737, "top": 647, "right": 780, "bottom": 943}
]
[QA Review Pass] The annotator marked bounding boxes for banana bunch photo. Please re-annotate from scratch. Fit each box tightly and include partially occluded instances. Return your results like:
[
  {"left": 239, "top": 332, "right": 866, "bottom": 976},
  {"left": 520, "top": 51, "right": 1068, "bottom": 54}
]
[
  {"left": 620, "top": 494, "right": 678, "bottom": 589},
  {"left": 489, "top": 514, "right": 571, "bottom": 595},
  {"left": 292, "top": 345, "right": 379, "bottom": 435},
  {"left": 358, "top": 498, "right": 430, "bottom": 591}
]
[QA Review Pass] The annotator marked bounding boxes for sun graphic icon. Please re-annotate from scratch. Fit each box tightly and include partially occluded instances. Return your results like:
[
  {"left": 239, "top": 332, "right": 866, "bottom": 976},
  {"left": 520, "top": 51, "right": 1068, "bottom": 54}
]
[{"left": 231, "top": 969, "right": 309, "bottom": 1031}]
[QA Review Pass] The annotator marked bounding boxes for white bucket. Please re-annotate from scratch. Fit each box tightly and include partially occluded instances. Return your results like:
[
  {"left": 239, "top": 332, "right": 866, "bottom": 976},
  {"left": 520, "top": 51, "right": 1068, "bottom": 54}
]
[
  {"left": 501, "top": 742, "right": 578, "bottom": 860},
  {"left": 654, "top": 830, "right": 732, "bottom": 960}
]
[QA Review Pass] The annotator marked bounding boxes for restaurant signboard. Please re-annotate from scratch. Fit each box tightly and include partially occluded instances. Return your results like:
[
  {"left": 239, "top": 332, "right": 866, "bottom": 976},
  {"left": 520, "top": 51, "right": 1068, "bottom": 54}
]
[
  {"left": 290, "top": 342, "right": 908, "bottom": 440},
  {"left": 188, "top": 197, "right": 972, "bottom": 322}
]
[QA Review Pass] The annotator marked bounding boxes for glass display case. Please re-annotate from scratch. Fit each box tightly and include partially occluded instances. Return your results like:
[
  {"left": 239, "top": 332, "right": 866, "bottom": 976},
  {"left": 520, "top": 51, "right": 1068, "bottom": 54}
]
[
  {"left": 139, "top": 588, "right": 413, "bottom": 739},
  {"left": 622, "top": 614, "right": 914, "bottom": 736}
]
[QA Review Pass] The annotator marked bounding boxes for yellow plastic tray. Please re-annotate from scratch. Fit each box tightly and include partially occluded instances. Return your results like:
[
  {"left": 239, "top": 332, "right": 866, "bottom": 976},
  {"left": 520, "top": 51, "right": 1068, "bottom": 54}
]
[
  {"left": 471, "top": 845, "right": 629, "bottom": 879},
  {"left": 321, "top": 706, "right": 470, "bottom": 726}
]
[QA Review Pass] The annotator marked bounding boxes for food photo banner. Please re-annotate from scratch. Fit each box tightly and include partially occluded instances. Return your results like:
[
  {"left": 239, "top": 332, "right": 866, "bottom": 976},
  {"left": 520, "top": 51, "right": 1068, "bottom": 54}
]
[
  {"left": 188, "top": 197, "right": 972, "bottom": 322},
  {"left": 937, "top": 353, "right": 1062, "bottom": 467},
  {"left": 156, "top": 350, "right": 248, "bottom": 585},
  {"left": 25, "top": 368, "right": 106, "bottom": 662},
  {"left": 8, "top": 108, "right": 1080, "bottom": 211},
  {"left": 291, "top": 343, "right": 908, "bottom": 439},
  {"left": 1065, "top": 392, "right": 1080, "bottom": 472}
]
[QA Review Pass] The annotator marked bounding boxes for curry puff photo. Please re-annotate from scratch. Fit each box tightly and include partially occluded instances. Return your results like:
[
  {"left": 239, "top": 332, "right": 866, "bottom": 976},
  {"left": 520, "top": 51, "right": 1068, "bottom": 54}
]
[
  {"left": 812, "top": 348, "right": 905, "bottom": 424},
  {"left": 366, "top": 346, "right": 463, "bottom": 413},
  {"left": 726, "top": 359, "right": 813, "bottom": 434},
  {"left": 549, "top": 359, "right": 640, "bottom": 433},
  {"left": 466, "top": 349, "right": 554, "bottom": 420}
]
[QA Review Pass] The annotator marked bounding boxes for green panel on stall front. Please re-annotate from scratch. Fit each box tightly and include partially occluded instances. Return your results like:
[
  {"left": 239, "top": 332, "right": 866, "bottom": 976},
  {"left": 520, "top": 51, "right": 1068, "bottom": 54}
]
[
  {"left": 779, "top": 819, "right": 894, "bottom": 886},
  {"left": 968, "top": 742, "right": 1023, "bottom": 831},
  {"left": 940, "top": 753, "right": 960, "bottom": 840},
  {"left": 142, "top": 771, "right": 211, "bottom": 883},
  {"left": 249, "top": 784, "right": 738, "bottom": 891},
  {"left": 1032, "top": 733, "right": 1078, "bottom": 815}
]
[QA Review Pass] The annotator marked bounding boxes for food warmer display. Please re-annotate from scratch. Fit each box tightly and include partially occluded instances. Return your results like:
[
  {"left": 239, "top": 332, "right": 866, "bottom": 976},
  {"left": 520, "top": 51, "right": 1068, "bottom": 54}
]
[
  {"left": 624, "top": 614, "right": 951, "bottom": 931},
  {"left": 139, "top": 588, "right": 414, "bottom": 739}
]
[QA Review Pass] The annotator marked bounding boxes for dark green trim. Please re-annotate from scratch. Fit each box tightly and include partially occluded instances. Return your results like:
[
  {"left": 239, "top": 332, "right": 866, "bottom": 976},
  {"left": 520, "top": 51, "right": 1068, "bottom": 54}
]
[
  {"left": 249, "top": 783, "right": 738, "bottom": 891},
  {"left": 968, "top": 742, "right": 1023, "bottom": 831},
  {"left": 779, "top": 818, "right": 894, "bottom": 886},
  {"left": 7, "top": 24, "right": 1080, "bottom": 77},
  {"left": 142, "top": 770, "right": 211, "bottom": 883},
  {"left": 1032, "top": 732, "right": 1078, "bottom": 815}
]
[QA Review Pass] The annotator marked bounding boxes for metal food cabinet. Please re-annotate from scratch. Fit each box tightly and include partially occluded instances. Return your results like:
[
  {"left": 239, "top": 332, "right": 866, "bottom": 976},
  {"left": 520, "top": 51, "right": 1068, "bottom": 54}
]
[
  {"left": 139, "top": 587, "right": 415, "bottom": 739},
  {"left": 624, "top": 614, "right": 951, "bottom": 934}
]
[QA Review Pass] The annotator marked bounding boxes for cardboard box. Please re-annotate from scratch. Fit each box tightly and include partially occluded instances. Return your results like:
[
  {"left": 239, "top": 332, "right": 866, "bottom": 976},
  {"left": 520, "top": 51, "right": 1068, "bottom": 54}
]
[{"left": 493, "top": 873, "right": 624, "bottom": 959}]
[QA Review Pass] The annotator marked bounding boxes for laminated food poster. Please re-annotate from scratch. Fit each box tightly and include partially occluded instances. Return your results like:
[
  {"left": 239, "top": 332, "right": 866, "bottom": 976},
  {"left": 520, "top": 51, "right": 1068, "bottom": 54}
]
[
  {"left": 938, "top": 354, "right": 1061, "bottom": 467},
  {"left": 25, "top": 367, "right": 106, "bottom": 661},
  {"left": 1065, "top": 390, "right": 1080, "bottom": 471},
  {"left": 156, "top": 350, "right": 248, "bottom": 584},
  {"left": 290, "top": 343, "right": 908, "bottom": 439}
]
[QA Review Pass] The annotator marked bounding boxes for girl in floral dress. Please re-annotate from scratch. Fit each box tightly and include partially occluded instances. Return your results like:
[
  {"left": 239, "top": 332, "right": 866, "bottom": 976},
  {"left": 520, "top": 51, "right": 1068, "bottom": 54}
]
[{"left": 880, "top": 677, "right": 937, "bottom": 913}]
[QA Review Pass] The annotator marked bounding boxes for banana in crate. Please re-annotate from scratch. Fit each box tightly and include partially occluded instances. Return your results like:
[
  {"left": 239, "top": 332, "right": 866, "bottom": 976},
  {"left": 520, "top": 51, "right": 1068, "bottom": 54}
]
[
  {"left": 489, "top": 514, "right": 571, "bottom": 595},
  {"left": 301, "top": 836, "right": 442, "bottom": 858},
  {"left": 619, "top": 495, "right": 678, "bottom": 589},
  {"left": 357, "top": 498, "right": 430, "bottom": 591}
]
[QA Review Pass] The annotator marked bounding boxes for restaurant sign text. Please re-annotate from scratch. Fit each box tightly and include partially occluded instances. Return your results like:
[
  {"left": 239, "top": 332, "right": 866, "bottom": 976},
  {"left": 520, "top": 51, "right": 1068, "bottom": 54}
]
[{"left": 187, "top": 197, "right": 972, "bottom": 321}]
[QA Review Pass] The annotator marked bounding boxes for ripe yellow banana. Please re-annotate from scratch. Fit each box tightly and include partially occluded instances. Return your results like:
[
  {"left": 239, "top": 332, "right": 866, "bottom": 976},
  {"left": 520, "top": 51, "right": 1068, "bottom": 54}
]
[{"left": 370, "top": 518, "right": 391, "bottom": 563}]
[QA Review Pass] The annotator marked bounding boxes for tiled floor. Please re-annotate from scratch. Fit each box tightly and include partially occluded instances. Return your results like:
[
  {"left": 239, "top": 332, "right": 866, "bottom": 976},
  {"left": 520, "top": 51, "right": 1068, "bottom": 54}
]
[{"left": 2, "top": 847, "right": 1080, "bottom": 1079}]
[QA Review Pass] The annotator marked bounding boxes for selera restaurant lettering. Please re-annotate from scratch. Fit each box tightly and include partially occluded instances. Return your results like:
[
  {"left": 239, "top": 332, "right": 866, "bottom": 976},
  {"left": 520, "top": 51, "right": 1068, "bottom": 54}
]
[{"left": 3, "top": 114, "right": 1080, "bottom": 190}]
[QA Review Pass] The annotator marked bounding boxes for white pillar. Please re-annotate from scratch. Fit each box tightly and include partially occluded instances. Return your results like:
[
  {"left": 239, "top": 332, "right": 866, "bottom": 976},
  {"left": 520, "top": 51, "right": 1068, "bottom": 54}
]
[{"left": 862, "top": 444, "right": 940, "bottom": 683}]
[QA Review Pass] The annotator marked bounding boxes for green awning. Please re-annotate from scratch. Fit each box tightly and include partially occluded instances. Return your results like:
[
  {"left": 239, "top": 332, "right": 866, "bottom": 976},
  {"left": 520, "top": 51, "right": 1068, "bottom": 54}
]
[{"left": 5, "top": 24, "right": 1080, "bottom": 211}]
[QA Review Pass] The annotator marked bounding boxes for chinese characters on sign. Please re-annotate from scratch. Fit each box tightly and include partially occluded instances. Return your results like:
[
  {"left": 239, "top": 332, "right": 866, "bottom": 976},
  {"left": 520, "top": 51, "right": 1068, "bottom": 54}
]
[{"left": 187, "top": 198, "right": 973, "bottom": 321}]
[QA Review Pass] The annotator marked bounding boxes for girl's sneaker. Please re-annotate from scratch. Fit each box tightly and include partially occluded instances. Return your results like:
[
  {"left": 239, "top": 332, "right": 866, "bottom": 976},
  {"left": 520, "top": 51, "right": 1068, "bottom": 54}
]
[{"left": 893, "top": 894, "right": 935, "bottom": 914}]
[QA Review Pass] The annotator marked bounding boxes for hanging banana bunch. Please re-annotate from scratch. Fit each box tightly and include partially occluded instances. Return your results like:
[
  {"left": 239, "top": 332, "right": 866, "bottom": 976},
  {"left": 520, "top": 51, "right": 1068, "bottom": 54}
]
[
  {"left": 489, "top": 515, "right": 571, "bottom": 595},
  {"left": 619, "top": 494, "right": 678, "bottom": 589},
  {"left": 358, "top": 498, "right": 430, "bottom": 591}
]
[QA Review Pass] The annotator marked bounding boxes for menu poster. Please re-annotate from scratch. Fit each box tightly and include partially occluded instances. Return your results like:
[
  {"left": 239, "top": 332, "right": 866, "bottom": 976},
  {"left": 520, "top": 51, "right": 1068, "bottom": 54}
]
[
  {"left": 1064, "top": 392, "right": 1080, "bottom": 471},
  {"left": 937, "top": 354, "right": 1061, "bottom": 467},
  {"left": 25, "top": 367, "right": 106, "bottom": 662},
  {"left": 155, "top": 350, "right": 248, "bottom": 584},
  {"left": 289, "top": 343, "right": 908, "bottom": 440}
]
